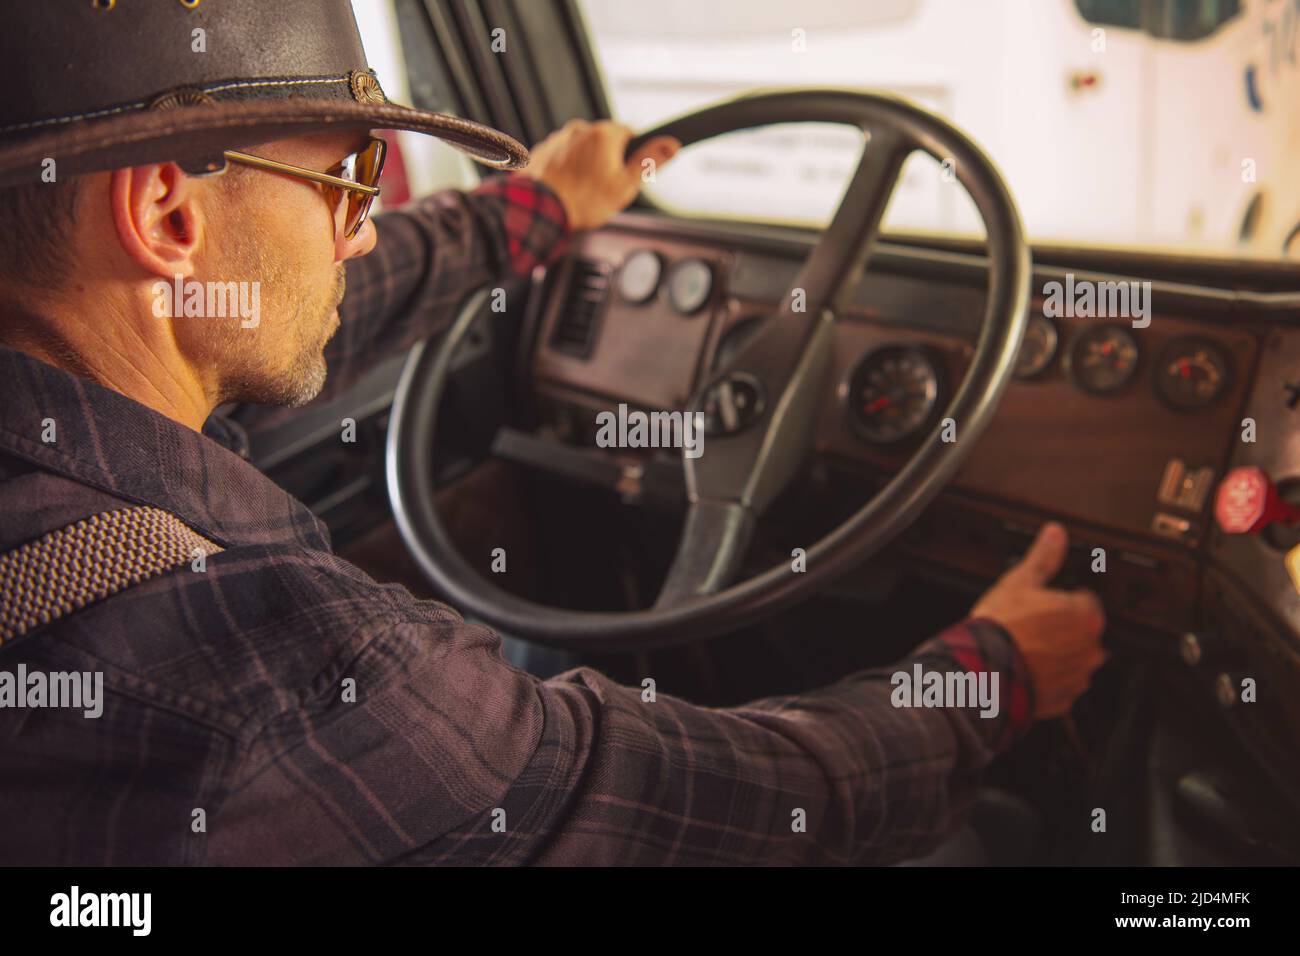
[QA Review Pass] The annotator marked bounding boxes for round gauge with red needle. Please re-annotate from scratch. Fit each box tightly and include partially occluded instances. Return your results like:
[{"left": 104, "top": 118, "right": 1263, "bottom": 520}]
[
  {"left": 1154, "top": 337, "right": 1230, "bottom": 410},
  {"left": 1064, "top": 323, "right": 1140, "bottom": 395},
  {"left": 845, "top": 345, "right": 941, "bottom": 444},
  {"left": 1014, "top": 314, "right": 1059, "bottom": 379}
]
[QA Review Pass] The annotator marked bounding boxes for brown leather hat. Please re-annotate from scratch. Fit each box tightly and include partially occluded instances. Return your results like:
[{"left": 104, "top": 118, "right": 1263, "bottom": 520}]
[{"left": 0, "top": 0, "right": 528, "bottom": 188}]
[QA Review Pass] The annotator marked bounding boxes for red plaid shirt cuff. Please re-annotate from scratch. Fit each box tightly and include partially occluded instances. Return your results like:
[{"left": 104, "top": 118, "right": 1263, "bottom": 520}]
[
  {"left": 473, "top": 172, "right": 571, "bottom": 277},
  {"left": 931, "top": 616, "right": 1036, "bottom": 749}
]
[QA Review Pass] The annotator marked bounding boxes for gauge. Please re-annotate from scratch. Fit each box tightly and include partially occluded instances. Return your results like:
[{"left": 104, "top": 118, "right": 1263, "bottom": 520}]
[
  {"left": 846, "top": 346, "right": 941, "bottom": 445},
  {"left": 1064, "top": 323, "right": 1139, "bottom": 394},
  {"left": 666, "top": 257, "right": 713, "bottom": 315},
  {"left": 617, "top": 249, "right": 662, "bottom": 304},
  {"left": 1154, "top": 337, "right": 1230, "bottom": 410},
  {"left": 1014, "top": 315, "right": 1058, "bottom": 379}
]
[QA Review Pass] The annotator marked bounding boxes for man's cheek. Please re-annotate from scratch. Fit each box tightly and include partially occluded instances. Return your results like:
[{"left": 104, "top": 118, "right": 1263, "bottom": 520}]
[{"left": 240, "top": 280, "right": 260, "bottom": 329}]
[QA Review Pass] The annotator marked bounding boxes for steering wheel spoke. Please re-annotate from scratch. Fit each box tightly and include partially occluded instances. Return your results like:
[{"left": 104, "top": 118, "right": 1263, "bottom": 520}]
[
  {"left": 685, "top": 123, "right": 915, "bottom": 523},
  {"left": 653, "top": 499, "right": 756, "bottom": 607},
  {"left": 789, "top": 124, "right": 914, "bottom": 317}
]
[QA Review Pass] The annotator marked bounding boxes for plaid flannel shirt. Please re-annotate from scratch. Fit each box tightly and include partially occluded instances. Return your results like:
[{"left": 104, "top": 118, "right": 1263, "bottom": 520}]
[{"left": 0, "top": 174, "right": 1033, "bottom": 866}]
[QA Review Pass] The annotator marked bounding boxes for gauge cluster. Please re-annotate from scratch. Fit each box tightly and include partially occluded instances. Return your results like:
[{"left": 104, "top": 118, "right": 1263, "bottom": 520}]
[
  {"left": 1010, "top": 317, "right": 1232, "bottom": 410},
  {"left": 568, "top": 243, "right": 1238, "bottom": 466},
  {"left": 616, "top": 248, "right": 714, "bottom": 316},
  {"left": 843, "top": 322, "right": 1234, "bottom": 447},
  {"left": 537, "top": 230, "right": 1260, "bottom": 600}
]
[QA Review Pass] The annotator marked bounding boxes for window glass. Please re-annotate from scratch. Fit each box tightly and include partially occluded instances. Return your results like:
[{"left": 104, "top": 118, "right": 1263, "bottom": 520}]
[
  {"left": 580, "top": 0, "right": 1298, "bottom": 259},
  {"left": 354, "top": 0, "right": 480, "bottom": 205}
]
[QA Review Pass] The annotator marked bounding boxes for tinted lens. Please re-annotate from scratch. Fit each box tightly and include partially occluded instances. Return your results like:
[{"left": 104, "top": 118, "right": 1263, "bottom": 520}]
[{"left": 344, "top": 138, "right": 387, "bottom": 238}]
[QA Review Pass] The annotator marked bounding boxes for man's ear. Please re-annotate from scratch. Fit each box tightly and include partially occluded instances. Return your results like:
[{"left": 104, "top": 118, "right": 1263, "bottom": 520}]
[{"left": 108, "top": 163, "right": 203, "bottom": 279}]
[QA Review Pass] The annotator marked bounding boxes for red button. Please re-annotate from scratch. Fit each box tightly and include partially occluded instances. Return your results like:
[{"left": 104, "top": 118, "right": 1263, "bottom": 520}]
[{"left": 1214, "top": 466, "right": 1300, "bottom": 534}]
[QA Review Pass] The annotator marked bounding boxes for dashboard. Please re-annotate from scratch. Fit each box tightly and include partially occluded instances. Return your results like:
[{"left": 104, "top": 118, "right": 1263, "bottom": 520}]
[{"left": 524, "top": 213, "right": 1300, "bottom": 766}]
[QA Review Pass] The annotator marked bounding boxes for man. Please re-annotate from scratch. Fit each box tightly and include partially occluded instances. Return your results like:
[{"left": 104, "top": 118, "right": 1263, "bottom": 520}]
[{"left": 0, "top": 1, "right": 1104, "bottom": 864}]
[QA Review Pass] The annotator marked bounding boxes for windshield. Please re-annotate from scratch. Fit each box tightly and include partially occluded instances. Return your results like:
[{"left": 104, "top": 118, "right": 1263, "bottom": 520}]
[{"left": 578, "top": 0, "right": 1298, "bottom": 260}]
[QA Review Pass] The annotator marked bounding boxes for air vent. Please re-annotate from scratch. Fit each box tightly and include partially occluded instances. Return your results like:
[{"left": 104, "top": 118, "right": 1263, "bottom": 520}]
[{"left": 550, "top": 258, "right": 611, "bottom": 358}]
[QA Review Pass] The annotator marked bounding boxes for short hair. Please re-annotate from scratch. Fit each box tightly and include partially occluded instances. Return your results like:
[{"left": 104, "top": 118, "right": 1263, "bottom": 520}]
[{"left": 0, "top": 178, "right": 83, "bottom": 289}]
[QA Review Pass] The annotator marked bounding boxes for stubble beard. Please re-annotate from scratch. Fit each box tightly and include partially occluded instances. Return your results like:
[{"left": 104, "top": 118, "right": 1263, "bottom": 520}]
[
  {"left": 277, "top": 263, "right": 346, "bottom": 408},
  {"left": 219, "top": 262, "right": 346, "bottom": 408}
]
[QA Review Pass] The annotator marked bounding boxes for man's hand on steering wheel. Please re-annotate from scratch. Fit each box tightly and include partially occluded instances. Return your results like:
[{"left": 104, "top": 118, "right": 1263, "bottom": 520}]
[{"left": 519, "top": 119, "right": 681, "bottom": 231}]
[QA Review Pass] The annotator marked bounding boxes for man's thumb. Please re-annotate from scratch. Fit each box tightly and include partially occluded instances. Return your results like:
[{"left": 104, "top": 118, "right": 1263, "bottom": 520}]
[
  {"left": 626, "top": 136, "right": 681, "bottom": 179},
  {"left": 1008, "top": 521, "right": 1068, "bottom": 587}
]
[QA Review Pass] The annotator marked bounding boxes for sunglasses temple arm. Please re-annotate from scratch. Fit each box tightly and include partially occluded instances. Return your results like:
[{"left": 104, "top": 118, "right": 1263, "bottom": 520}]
[{"left": 221, "top": 150, "right": 380, "bottom": 196}]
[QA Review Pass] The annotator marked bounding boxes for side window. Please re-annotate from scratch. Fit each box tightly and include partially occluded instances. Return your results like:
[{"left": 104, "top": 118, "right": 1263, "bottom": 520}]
[{"left": 353, "top": 0, "right": 481, "bottom": 206}]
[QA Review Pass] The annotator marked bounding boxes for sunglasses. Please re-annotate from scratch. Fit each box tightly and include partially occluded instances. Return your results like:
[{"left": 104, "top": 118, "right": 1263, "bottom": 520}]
[{"left": 221, "top": 136, "right": 387, "bottom": 239}]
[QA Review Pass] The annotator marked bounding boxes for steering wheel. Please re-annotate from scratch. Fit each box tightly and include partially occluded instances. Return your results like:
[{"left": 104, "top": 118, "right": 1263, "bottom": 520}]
[{"left": 387, "top": 90, "right": 1030, "bottom": 651}]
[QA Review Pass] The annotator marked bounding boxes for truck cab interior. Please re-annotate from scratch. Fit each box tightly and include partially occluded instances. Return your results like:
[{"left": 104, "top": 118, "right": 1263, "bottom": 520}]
[{"left": 235, "top": 0, "right": 1300, "bottom": 865}]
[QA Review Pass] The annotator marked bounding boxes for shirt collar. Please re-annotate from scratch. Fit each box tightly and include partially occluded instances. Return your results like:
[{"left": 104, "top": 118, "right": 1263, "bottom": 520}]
[{"left": 0, "top": 343, "right": 330, "bottom": 551}]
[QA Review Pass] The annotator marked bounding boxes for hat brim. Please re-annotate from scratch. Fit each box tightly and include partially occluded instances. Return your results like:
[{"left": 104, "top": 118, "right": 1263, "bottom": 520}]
[{"left": 0, "top": 97, "right": 529, "bottom": 188}]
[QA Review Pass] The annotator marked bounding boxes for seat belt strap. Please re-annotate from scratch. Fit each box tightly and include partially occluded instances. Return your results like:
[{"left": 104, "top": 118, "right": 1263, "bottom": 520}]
[{"left": 0, "top": 506, "right": 223, "bottom": 649}]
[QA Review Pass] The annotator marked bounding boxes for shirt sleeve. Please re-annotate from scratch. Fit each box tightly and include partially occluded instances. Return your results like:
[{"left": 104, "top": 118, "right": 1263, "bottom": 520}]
[{"left": 208, "top": 610, "right": 1037, "bottom": 866}]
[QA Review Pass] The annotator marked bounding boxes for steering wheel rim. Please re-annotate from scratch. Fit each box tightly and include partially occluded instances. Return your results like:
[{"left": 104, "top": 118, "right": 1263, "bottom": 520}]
[{"left": 387, "top": 89, "right": 1030, "bottom": 651}]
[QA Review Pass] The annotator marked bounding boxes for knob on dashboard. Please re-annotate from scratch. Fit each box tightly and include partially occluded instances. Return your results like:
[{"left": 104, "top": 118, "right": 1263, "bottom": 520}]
[
  {"left": 1180, "top": 630, "right": 1219, "bottom": 667},
  {"left": 1213, "top": 466, "right": 1300, "bottom": 535},
  {"left": 1215, "top": 672, "right": 1250, "bottom": 709}
]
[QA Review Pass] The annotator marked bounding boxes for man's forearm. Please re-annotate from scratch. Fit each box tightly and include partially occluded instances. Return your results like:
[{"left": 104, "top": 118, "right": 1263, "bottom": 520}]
[
  {"left": 525, "top": 617, "right": 1035, "bottom": 865},
  {"left": 213, "top": 611, "right": 1033, "bottom": 866}
]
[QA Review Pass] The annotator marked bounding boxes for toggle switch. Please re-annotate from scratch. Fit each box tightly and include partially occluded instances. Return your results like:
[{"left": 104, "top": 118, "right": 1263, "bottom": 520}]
[
  {"left": 1215, "top": 672, "right": 1250, "bottom": 708},
  {"left": 1179, "top": 630, "right": 1234, "bottom": 668}
]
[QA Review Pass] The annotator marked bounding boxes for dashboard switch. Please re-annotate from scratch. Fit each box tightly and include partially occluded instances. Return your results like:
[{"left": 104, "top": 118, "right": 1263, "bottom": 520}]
[
  {"left": 1157, "top": 458, "right": 1215, "bottom": 512},
  {"left": 1215, "top": 672, "right": 1247, "bottom": 709},
  {"left": 1213, "top": 466, "right": 1300, "bottom": 535},
  {"left": 1180, "top": 631, "right": 1207, "bottom": 666},
  {"left": 1151, "top": 512, "right": 1193, "bottom": 542},
  {"left": 1179, "top": 630, "right": 1236, "bottom": 668}
]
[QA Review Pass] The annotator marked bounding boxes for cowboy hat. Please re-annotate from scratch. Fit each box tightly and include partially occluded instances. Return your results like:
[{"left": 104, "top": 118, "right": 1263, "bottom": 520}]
[{"left": 0, "top": 0, "right": 528, "bottom": 188}]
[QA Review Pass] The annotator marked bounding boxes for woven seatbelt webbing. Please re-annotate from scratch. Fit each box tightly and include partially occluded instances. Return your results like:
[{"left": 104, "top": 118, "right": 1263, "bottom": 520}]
[{"left": 0, "top": 506, "right": 223, "bottom": 647}]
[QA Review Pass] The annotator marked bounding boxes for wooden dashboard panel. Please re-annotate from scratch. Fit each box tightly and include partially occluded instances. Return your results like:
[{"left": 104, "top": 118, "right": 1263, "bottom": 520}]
[
  {"left": 533, "top": 229, "right": 1259, "bottom": 561},
  {"left": 815, "top": 303, "right": 1258, "bottom": 548}
]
